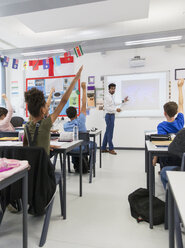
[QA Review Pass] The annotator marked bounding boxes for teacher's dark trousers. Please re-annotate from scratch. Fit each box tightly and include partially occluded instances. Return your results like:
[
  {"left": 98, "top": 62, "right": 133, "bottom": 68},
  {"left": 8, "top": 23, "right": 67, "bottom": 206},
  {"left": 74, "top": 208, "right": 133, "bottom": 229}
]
[{"left": 102, "top": 113, "right": 115, "bottom": 151}]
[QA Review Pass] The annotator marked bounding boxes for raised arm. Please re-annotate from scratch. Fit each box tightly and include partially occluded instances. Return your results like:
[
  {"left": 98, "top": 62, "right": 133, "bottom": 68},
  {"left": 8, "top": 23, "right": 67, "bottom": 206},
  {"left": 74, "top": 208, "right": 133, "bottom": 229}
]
[
  {"left": 178, "top": 78, "right": 184, "bottom": 113},
  {"left": 50, "top": 66, "right": 83, "bottom": 123},
  {"left": 81, "top": 82, "right": 86, "bottom": 115},
  {"left": 46, "top": 87, "right": 55, "bottom": 108},
  {"left": 0, "top": 94, "right": 13, "bottom": 126}
]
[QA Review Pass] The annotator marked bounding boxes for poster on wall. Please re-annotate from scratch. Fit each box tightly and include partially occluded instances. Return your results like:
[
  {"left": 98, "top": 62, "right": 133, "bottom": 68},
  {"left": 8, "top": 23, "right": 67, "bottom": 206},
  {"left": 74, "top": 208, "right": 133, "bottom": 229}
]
[
  {"left": 95, "top": 88, "right": 104, "bottom": 110},
  {"left": 10, "top": 81, "right": 20, "bottom": 114},
  {"left": 87, "top": 76, "right": 96, "bottom": 107},
  {"left": 26, "top": 75, "right": 80, "bottom": 117}
]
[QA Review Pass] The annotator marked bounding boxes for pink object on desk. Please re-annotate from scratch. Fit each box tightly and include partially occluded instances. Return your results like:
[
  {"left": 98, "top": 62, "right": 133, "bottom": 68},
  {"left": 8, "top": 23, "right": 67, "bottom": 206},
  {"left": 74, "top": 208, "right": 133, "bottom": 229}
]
[{"left": 0, "top": 159, "right": 29, "bottom": 181}]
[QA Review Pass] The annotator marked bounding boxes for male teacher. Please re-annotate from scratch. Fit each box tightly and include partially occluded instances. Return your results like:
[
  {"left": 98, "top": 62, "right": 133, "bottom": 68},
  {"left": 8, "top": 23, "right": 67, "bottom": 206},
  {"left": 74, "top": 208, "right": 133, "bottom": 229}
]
[{"left": 102, "top": 83, "right": 128, "bottom": 155}]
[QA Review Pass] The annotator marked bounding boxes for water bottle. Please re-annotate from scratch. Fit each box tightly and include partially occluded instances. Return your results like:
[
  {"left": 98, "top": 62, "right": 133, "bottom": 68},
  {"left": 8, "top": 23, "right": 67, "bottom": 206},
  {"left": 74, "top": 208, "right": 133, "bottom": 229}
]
[{"left": 73, "top": 124, "right": 79, "bottom": 141}]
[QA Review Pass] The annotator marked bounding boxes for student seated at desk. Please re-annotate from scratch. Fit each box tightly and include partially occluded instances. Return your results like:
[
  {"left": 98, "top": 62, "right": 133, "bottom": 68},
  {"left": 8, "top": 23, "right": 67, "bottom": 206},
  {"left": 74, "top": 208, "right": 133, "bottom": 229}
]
[
  {"left": 153, "top": 79, "right": 184, "bottom": 167},
  {"left": 160, "top": 128, "right": 185, "bottom": 188},
  {"left": 0, "top": 94, "right": 15, "bottom": 132},
  {"left": 23, "top": 66, "right": 83, "bottom": 155},
  {"left": 63, "top": 82, "right": 97, "bottom": 171}
]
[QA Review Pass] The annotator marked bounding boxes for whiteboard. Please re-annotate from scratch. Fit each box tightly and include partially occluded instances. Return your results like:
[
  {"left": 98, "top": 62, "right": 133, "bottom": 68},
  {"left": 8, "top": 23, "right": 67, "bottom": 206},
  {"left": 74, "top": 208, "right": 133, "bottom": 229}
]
[{"left": 105, "top": 72, "right": 169, "bottom": 117}]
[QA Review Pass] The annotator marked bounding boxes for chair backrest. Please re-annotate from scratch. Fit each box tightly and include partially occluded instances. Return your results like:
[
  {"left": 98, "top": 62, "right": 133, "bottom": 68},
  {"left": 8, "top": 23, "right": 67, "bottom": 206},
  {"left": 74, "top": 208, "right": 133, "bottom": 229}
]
[
  {"left": 79, "top": 132, "right": 90, "bottom": 153},
  {"left": 10, "top": 116, "right": 24, "bottom": 127},
  {"left": 0, "top": 146, "right": 56, "bottom": 215},
  {"left": 181, "top": 153, "right": 185, "bottom": 171},
  {"left": 0, "top": 131, "right": 19, "bottom": 138}
]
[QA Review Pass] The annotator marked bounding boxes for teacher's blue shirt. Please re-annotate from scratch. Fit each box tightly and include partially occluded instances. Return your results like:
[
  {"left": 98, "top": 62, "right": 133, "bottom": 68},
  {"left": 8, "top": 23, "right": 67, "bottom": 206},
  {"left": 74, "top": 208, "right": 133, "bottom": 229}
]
[{"left": 157, "top": 113, "right": 184, "bottom": 134}]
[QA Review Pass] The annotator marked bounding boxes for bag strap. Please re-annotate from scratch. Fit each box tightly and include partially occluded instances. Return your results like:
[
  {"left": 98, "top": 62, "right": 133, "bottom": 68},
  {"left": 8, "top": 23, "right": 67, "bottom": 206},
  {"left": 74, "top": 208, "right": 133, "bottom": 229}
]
[{"left": 25, "top": 120, "right": 41, "bottom": 147}]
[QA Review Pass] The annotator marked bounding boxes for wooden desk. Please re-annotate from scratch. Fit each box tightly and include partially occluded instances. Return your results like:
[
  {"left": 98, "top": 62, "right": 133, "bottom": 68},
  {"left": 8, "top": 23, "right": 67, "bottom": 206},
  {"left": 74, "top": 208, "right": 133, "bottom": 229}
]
[
  {"left": 145, "top": 140, "right": 169, "bottom": 229},
  {"left": 50, "top": 140, "right": 83, "bottom": 219},
  {"left": 89, "top": 129, "right": 102, "bottom": 169},
  {"left": 167, "top": 171, "right": 185, "bottom": 248},
  {"left": 0, "top": 160, "right": 29, "bottom": 248}
]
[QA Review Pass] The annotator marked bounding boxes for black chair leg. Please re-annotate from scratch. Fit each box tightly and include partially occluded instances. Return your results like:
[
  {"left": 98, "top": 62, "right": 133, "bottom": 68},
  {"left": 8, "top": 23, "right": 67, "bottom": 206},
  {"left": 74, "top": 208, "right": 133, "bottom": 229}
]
[
  {"left": 165, "top": 189, "right": 168, "bottom": 230},
  {"left": 39, "top": 198, "right": 54, "bottom": 247},
  {"left": 58, "top": 179, "right": 63, "bottom": 217},
  {"left": 67, "top": 155, "right": 72, "bottom": 173},
  {"left": 89, "top": 153, "right": 93, "bottom": 183}
]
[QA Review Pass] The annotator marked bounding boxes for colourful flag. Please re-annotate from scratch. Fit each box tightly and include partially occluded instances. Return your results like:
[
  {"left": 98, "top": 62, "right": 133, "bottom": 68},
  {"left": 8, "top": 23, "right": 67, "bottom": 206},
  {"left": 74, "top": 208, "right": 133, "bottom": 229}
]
[
  {"left": 12, "top": 58, "right": 19, "bottom": 69},
  {"left": 43, "top": 59, "right": 50, "bottom": 69},
  {"left": 53, "top": 56, "right": 61, "bottom": 66},
  {"left": 74, "top": 45, "right": 83, "bottom": 57},
  {"left": 64, "top": 51, "right": 71, "bottom": 57},
  {"left": 23, "top": 61, "right": 28, "bottom": 69},
  {"left": 2, "top": 56, "right": 9, "bottom": 67},
  {"left": 32, "top": 60, "right": 39, "bottom": 70},
  {"left": 61, "top": 52, "right": 74, "bottom": 63}
]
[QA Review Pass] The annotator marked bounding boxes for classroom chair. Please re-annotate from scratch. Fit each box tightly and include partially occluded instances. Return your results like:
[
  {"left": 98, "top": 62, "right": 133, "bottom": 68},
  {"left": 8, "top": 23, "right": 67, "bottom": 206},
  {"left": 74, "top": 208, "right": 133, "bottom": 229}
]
[
  {"left": 67, "top": 132, "right": 95, "bottom": 183},
  {"left": 0, "top": 146, "right": 63, "bottom": 247},
  {"left": 10, "top": 116, "right": 24, "bottom": 127}
]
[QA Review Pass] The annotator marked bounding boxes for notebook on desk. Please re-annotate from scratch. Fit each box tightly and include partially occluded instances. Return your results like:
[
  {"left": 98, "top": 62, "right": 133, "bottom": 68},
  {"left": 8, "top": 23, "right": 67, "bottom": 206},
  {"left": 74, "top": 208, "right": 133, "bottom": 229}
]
[{"left": 152, "top": 140, "right": 172, "bottom": 147}]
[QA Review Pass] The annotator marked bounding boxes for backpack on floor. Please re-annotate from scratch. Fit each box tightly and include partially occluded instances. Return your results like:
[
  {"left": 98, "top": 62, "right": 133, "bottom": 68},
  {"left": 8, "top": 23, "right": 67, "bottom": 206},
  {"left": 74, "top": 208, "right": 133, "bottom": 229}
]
[
  {"left": 128, "top": 188, "right": 165, "bottom": 225},
  {"left": 74, "top": 155, "right": 89, "bottom": 174}
]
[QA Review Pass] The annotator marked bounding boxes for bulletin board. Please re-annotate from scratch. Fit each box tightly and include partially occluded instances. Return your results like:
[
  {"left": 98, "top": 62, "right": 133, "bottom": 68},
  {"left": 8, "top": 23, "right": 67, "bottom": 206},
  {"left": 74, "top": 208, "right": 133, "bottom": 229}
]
[{"left": 26, "top": 75, "right": 80, "bottom": 117}]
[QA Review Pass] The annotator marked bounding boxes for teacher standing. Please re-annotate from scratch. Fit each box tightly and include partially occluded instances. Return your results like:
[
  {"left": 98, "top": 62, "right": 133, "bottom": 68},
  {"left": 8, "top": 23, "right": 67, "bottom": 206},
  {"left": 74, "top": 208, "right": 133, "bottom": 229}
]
[{"left": 102, "top": 83, "right": 128, "bottom": 155}]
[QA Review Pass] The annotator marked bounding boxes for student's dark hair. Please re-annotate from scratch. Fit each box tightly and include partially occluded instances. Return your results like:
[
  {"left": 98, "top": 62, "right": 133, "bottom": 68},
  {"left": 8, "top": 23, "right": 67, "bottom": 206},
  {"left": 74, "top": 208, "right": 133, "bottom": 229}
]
[
  {"left": 66, "top": 106, "right": 77, "bottom": 119},
  {"left": 0, "top": 107, "right": 8, "bottom": 117},
  {"left": 108, "top": 83, "right": 116, "bottom": 89},
  {"left": 24, "top": 87, "right": 46, "bottom": 118},
  {"left": 163, "top": 101, "right": 178, "bottom": 118}
]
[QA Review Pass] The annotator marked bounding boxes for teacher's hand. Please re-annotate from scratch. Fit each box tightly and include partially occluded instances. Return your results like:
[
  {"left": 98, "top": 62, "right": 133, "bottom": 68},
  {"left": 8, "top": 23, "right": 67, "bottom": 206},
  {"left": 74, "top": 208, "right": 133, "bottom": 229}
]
[
  {"left": 124, "top": 96, "right": 129, "bottom": 102},
  {"left": 116, "top": 108, "right": 121, "bottom": 112}
]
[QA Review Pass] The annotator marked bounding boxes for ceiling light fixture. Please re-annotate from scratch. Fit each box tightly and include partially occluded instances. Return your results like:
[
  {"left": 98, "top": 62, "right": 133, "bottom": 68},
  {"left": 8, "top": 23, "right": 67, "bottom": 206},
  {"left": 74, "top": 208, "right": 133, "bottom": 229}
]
[
  {"left": 125, "top": 36, "right": 182, "bottom": 46},
  {"left": 21, "top": 49, "right": 66, "bottom": 56}
]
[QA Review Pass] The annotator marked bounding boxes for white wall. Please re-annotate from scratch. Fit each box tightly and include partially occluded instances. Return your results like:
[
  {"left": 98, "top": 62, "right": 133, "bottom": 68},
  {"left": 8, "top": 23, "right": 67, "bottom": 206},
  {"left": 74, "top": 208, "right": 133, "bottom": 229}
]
[
  {"left": 74, "top": 45, "right": 185, "bottom": 148},
  {"left": 5, "top": 44, "right": 185, "bottom": 148}
]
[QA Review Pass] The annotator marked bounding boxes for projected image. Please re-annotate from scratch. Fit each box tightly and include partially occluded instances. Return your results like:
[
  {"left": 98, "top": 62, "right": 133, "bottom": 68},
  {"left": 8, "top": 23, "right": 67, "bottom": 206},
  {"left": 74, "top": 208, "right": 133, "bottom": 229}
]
[{"left": 120, "top": 79, "right": 160, "bottom": 111}]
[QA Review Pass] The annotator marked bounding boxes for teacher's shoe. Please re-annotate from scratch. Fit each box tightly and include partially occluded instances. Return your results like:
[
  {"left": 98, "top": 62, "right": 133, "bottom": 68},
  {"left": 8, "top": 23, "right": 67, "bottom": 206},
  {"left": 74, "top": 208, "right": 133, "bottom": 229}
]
[{"left": 109, "top": 150, "right": 117, "bottom": 155}]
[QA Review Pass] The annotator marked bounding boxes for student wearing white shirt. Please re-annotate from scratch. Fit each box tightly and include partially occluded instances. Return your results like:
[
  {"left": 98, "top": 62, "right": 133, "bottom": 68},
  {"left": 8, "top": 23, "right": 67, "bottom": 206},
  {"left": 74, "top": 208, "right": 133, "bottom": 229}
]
[{"left": 102, "top": 83, "right": 128, "bottom": 155}]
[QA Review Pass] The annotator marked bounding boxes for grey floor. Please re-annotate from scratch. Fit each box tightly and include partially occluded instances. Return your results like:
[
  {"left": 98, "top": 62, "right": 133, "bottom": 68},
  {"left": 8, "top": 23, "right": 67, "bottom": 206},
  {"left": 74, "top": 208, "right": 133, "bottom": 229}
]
[{"left": 0, "top": 150, "right": 180, "bottom": 247}]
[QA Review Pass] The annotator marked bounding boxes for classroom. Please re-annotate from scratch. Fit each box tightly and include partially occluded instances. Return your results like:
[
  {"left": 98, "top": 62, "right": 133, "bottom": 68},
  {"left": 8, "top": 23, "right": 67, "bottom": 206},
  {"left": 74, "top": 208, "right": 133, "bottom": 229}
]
[{"left": 0, "top": 0, "right": 185, "bottom": 247}]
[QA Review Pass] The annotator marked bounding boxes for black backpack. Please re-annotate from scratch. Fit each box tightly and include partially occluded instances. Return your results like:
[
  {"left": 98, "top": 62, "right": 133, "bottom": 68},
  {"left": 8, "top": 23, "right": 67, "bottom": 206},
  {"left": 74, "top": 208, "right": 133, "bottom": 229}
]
[
  {"left": 74, "top": 155, "right": 89, "bottom": 174},
  {"left": 128, "top": 188, "right": 165, "bottom": 225}
]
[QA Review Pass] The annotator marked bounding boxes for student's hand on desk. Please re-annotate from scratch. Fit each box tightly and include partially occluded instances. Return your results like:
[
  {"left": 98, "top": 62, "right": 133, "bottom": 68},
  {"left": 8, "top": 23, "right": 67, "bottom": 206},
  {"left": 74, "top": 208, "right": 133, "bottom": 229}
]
[
  {"left": 116, "top": 108, "right": 121, "bottom": 112},
  {"left": 178, "top": 78, "right": 184, "bottom": 87},
  {"left": 50, "top": 145, "right": 60, "bottom": 151},
  {"left": 81, "top": 82, "right": 86, "bottom": 89},
  {"left": 51, "top": 87, "right": 55, "bottom": 93}
]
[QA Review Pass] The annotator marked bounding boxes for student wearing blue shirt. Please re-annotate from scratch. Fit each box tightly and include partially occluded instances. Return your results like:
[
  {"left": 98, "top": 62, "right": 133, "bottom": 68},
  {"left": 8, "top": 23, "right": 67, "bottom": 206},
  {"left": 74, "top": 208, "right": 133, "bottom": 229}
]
[
  {"left": 153, "top": 79, "right": 184, "bottom": 188},
  {"left": 64, "top": 82, "right": 96, "bottom": 169}
]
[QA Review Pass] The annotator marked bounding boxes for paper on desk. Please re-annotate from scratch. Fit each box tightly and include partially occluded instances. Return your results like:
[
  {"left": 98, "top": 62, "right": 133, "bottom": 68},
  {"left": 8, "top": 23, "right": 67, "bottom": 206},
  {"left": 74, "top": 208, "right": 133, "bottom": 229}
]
[
  {"left": 152, "top": 140, "right": 172, "bottom": 146},
  {"left": 50, "top": 141, "right": 62, "bottom": 147},
  {"left": 0, "top": 141, "right": 23, "bottom": 146}
]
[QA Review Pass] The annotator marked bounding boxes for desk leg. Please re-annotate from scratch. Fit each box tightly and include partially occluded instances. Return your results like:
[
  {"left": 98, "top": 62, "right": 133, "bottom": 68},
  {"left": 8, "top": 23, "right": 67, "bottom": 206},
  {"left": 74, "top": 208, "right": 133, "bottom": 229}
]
[
  {"left": 93, "top": 136, "right": 96, "bottom": 177},
  {"left": 80, "top": 145, "right": 82, "bottom": 197},
  {"left": 168, "top": 186, "right": 174, "bottom": 248},
  {"left": 146, "top": 148, "right": 149, "bottom": 190},
  {"left": 175, "top": 204, "right": 183, "bottom": 248},
  {"left": 60, "top": 152, "right": 66, "bottom": 219},
  {"left": 22, "top": 171, "right": 28, "bottom": 248},
  {"left": 149, "top": 152, "right": 154, "bottom": 229},
  {"left": 100, "top": 133, "right": 102, "bottom": 168}
]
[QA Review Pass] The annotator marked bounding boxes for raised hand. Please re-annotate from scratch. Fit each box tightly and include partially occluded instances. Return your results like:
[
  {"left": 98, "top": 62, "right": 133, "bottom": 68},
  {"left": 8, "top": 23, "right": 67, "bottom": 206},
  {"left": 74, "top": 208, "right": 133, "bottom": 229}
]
[
  {"left": 81, "top": 82, "right": 86, "bottom": 89},
  {"left": 75, "top": 66, "right": 83, "bottom": 81},
  {"left": 178, "top": 78, "right": 184, "bottom": 87},
  {"left": 2, "top": 94, "right": 7, "bottom": 100},
  {"left": 124, "top": 96, "right": 129, "bottom": 102}
]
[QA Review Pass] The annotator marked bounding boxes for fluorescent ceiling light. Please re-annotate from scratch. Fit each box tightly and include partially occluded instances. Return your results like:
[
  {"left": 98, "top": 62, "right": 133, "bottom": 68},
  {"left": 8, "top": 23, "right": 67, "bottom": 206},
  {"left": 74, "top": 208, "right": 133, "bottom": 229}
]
[
  {"left": 21, "top": 49, "right": 66, "bottom": 56},
  {"left": 125, "top": 36, "right": 182, "bottom": 46}
]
